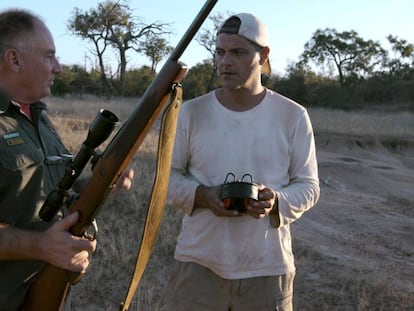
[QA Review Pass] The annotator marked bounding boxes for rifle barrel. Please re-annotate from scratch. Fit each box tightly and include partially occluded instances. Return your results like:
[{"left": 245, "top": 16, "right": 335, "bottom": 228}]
[{"left": 170, "top": 0, "right": 218, "bottom": 61}]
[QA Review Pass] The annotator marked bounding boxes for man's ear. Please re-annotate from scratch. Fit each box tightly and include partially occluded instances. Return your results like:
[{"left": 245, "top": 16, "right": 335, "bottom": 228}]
[
  {"left": 259, "top": 47, "right": 270, "bottom": 66},
  {"left": 4, "top": 48, "right": 21, "bottom": 72}
]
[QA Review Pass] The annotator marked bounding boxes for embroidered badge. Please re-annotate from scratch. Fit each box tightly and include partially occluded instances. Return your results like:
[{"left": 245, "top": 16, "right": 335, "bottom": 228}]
[{"left": 3, "top": 132, "right": 25, "bottom": 146}]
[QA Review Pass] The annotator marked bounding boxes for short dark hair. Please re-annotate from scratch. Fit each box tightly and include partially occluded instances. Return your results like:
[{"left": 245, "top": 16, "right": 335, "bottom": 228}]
[{"left": 0, "top": 9, "right": 42, "bottom": 55}]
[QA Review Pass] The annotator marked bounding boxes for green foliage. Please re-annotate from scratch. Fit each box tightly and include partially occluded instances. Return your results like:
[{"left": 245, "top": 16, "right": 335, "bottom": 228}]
[
  {"left": 141, "top": 35, "right": 173, "bottom": 73},
  {"left": 382, "top": 35, "right": 414, "bottom": 79},
  {"left": 52, "top": 65, "right": 102, "bottom": 96},
  {"left": 59, "top": 8, "right": 414, "bottom": 110},
  {"left": 355, "top": 75, "right": 414, "bottom": 105},
  {"left": 123, "top": 66, "right": 155, "bottom": 97},
  {"left": 52, "top": 65, "right": 75, "bottom": 96},
  {"left": 301, "top": 28, "right": 386, "bottom": 88},
  {"left": 182, "top": 62, "right": 219, "bottom": 99},
  {"left": 68, "top": 0, "right": 170, "bottom": 96}
]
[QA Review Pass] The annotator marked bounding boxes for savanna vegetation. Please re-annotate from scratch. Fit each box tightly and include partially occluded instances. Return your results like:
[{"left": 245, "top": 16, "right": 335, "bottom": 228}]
[
  {"left": 44, "top": 96, "right": 414, "bottom": 310},
  {"left": 51, "top": 1, "right": 414, "bottom": 111},
  {"left": 41, "top": 1, "right": 414, "bottom": 310}
]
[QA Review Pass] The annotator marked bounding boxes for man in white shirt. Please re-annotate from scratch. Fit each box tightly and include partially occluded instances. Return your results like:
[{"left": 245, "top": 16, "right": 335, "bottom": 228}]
[{"left": 165, "top": 12, "right": 320, "bottom": 311}]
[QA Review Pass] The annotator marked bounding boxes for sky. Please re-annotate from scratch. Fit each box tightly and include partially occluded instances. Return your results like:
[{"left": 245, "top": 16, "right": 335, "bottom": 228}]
[{"left": 1, "top": 0, "right": 413, "bottom": 75}]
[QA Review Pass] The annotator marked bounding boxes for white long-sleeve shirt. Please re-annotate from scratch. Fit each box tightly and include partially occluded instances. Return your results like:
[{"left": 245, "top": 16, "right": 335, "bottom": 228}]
[{"left": 167, "top": 89, "right": 320, "bottom": 279}]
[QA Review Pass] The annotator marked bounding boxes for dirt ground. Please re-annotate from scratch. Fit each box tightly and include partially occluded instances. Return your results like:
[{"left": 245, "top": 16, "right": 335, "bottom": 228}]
[
  {"left": 292, "top": 133, "right": 414, "bottom": 310},
  {"left": 71, "top": 131, "right": 414, "bottom": 311}
]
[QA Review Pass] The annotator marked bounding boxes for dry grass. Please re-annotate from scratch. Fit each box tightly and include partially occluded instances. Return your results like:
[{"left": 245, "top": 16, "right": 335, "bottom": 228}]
[
  {"left": 45, "top": 96, "right": 414, "bottom": 152},
  {"left": 308, "top": 107, "right": 414, "bottom": 138},
  {"left": 43, "top": 95, "right": 414, "bottom": 310}
]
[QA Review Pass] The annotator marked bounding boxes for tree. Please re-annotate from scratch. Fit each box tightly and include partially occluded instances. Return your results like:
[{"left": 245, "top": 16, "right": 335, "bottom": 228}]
[
  {"left": 194, "top": 12, "right": 231, "bottom": 91},
  {"left": 68, "top": 6, "right": 113, "bottom": 96},
  {"left": 52, "top": 65, "right": 101, "bottom": 96},
  {"left": 182, "top": 61, "right": 218, "bottom": 99},
  {"left": 123, "top": 66, "right": 155, "bottom": 97},
  {"left": 68, "top": 0, "right": 170, "bottom": 96},
  {"left": 196, "top": 12, "right": 227, "bottom": 62},
  {"left": 383, "top": 35, "right": 414, "bottom": 78},
  {"left": 140, "top": 34, "right": 173, "bottom": 73},
  {"left": 301, "top": 28, "right": 385, "bottom": 88},
  {"left": 52, "top": 65, "right": 75, "bottom": 96}
]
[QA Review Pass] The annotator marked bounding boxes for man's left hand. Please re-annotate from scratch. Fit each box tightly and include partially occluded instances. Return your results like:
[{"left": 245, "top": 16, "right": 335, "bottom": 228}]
[{"left": 245, "top": 186, "right": 277, "bottom": 219}]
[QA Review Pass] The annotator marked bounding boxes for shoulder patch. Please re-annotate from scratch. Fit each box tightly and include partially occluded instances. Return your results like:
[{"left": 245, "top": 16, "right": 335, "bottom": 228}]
[{"left": 3, "top": 132, "right": 25, "bottom": 146}]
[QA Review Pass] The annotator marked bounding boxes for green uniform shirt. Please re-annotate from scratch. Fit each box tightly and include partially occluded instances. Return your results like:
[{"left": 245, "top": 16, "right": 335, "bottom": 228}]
[{"left": 0, "top": 92, "right": 70, "bottom": 310}]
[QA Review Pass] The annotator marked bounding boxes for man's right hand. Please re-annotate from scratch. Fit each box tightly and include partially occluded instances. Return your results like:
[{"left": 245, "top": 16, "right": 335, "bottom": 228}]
[
  {"left": 39, "top": 212, "right": 96, "bottom": 273},
  {"left": 194, "top": 185, "right": 240, "bottom": 217}
]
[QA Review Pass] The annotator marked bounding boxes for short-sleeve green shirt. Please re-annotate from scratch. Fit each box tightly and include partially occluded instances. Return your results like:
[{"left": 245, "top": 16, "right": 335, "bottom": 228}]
[{"left": 0, "top": 92, "right": 70, "bottom": 309}]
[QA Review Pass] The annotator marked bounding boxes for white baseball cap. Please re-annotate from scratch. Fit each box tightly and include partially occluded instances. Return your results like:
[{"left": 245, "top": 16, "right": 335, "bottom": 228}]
[{"left": 217, "top": 13, "right": 271, "bottom": 75}]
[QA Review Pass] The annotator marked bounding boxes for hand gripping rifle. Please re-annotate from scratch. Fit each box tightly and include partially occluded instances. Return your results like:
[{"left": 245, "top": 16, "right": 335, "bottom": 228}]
[{"left": 22, "top": 1, "right": 218, "bottom": 310}]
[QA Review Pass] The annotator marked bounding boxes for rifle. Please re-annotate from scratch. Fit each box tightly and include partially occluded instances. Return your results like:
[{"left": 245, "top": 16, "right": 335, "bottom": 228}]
[{"left": 22, "top": 0, "right": 218, "bottom": 309}]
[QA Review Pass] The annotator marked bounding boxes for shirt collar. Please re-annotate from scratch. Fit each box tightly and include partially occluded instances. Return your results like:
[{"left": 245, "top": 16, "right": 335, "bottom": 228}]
[
  {"left": 0, "top": 91, "right": 11, "bottom": 114},
  {"left": 0, "top": 90, "right": 46, "bottom": 115}
]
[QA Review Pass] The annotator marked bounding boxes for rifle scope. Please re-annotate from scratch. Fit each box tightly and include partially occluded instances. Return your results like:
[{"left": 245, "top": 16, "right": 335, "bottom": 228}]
[{"left": 40, "top": 109, "right": 119, "bottom": 222}]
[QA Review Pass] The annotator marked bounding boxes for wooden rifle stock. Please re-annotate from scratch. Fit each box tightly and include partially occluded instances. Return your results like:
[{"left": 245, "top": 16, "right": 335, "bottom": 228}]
[
  {"left": 23, "top": 0, "right": 218, "bottom": 309},
  {"left": 23, "top": 62, "right": 185, "bottom": 311}
]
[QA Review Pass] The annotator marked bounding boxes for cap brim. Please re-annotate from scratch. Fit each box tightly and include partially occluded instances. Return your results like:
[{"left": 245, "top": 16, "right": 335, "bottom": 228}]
[{"left": 262, "top": 59, "right": 271, "bottom": 76}]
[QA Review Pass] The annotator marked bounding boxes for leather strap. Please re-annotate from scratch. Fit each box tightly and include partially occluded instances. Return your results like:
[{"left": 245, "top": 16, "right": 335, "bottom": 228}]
[{"left": 119, "top": 83, "right": 183, "bottom": 311}]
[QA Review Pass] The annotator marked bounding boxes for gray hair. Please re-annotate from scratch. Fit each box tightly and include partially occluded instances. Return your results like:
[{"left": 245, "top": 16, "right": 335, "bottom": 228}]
[{"left": 0, "top": 9, "right": 43, "bottom": 56}]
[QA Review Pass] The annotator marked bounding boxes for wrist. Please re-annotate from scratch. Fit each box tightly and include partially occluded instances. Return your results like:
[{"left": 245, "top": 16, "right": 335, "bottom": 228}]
[{"left": 269, "top": 194, "right": 280, "bottom": 228}]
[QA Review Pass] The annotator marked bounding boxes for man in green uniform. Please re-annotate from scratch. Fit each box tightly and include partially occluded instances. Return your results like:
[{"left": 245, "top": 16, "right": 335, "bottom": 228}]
[{"left": 0, "top": 9, "right": 133, "bottom": 310}]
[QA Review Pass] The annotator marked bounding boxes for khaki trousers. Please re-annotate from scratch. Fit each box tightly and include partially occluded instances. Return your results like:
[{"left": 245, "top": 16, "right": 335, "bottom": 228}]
[{"left": 165, "top": 261, "right": 295, "bottom": 311}]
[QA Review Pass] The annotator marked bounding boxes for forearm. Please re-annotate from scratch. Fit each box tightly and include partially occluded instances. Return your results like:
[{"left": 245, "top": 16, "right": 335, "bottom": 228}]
[
  {"left": 0, "top": 224, "right": 43, "bottom": 261},
  {"left": 0, "top": 213, "right": 96, "bottom": 272},
  {"left": 277, "top": 179, "right": 320, "bottom": 226},
  {"left": 168, "top": 168, "right": 200, "bottom": 215},
  {"left": 276, "top": 110, "right": 320, "bottom": 225}
]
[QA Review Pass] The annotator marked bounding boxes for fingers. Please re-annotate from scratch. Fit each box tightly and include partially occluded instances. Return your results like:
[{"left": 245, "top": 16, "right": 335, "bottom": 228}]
[
  {"left": 121, "top": 168, "right": 134, "bottom": 190},
  {"left": 195, "top": 185, "right": 240, "bottom": 216},
  {"left": 71, "top": 250, "right": 92, "bottom": 273},
  {"left": 195, "top": 183, "right": 277, "bottom": 219},
  {"left": 126, "top": 168, "right": 134, "bottom": 180},
  {"left": 113, "top": 168, "right": 134, "bottom": 192},
  {"left": 214, "top": 200, "right": 240, "bottom": 217},
  {"left": 245, "top": 187, "right": 276, "bottom": 218},
  {"left": 43, "top": 211, "right": 97, "bottom": 272},
  {"left": 72, "top": 235, "right": 97, "bottom": 253},
  {"left": 62, "top": 236, "right": 96, "bottom": 273},
  {"left": 258, "top": 189, "right": 275, "bottom": 201}
]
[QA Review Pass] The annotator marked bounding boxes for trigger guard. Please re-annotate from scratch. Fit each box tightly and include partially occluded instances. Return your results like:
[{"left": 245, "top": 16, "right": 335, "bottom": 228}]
[{"left": 84, "top": 219, "right": 98, "bottom": 241}]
